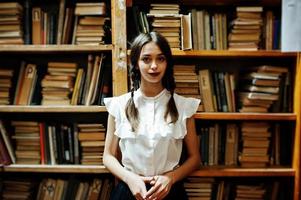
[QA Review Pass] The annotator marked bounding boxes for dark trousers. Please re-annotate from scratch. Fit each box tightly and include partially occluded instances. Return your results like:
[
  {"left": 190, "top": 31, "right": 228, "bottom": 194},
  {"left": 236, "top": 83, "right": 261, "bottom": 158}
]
[{"left": 110, "top": 181, "right": 188, "bottom": 200}]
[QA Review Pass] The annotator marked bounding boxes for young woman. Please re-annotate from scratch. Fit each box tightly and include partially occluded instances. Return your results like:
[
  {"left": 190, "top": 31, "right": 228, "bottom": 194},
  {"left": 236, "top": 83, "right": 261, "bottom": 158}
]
[{"left": 103, "top": 32, "right": 200, "bottom": 200}]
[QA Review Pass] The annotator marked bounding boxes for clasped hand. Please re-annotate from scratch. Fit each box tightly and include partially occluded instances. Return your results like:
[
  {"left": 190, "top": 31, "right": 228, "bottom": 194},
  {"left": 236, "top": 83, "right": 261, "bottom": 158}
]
[{"left": 126, "top": 173, "right": 173, "bottom": 200}]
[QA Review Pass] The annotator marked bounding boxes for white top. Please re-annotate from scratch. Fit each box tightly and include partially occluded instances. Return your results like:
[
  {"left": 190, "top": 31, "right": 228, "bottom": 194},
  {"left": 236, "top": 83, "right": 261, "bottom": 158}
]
[{"left": 104, "top": 89, "right": 200, "bottom": 176}]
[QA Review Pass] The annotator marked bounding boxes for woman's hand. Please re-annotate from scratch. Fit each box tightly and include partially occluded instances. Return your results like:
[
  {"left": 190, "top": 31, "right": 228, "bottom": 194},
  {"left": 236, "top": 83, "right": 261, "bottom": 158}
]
[
  {"left": 145, "top": 172, "right": 174, "bottom": 200},
  {"left": 125, "top": 173, "right": 153, "bottom": 200}
]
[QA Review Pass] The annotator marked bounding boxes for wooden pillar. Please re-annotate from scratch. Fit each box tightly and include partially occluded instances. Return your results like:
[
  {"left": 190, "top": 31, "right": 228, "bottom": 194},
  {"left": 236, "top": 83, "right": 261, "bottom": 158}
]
[
  {"left": 293, "top": 53, "right": 301, "bottom": 200},
  {"left": 111, "top": 0, "right": 128, "bottom": 96}
]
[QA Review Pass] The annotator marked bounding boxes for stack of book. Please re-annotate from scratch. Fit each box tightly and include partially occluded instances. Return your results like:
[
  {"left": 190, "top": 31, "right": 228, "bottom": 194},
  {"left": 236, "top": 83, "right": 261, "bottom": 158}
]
[
  {"left": 148, "top": 4, "right": 181, "bottom": 50},
  {"left": 1, "top": 179, "right": 37, "bottom": 200},
  {"left": 11, "top": 121, "right": 41, "bottom": 164},
  {"left": 228, "top": 6, "right": 263, "bottom": 51},
  {"left": 78, "top": 123, "right": 106, "bottom": 165},
  {"left": 184, "top": 177, "right": 214, "bottom": 200},
  {"left": 0, "top": 69, "right": 13, "bottom": 105},
  {"left": 238, "top": 65, "right": 287, "bottom": 113},
  {"left": 239, "top": 122, "right": 271, "bottom": 168},
  {"left": 73, "top": 2, "right": 108, "bottom": 45},
  {"left": 234, "top": 184, "right": 266, "bottom": 200},
  {"left": 174, "top": 65, "right": 203, "bottom": 111},
  {"left": 174, "top": 65, "right": 200, "bottom": 96},
  {"left": 41, "top": 62, "right": 77, "bottom": 105},
  {"left": 0, "top": 2, "right": 24, "bottom": 45}
]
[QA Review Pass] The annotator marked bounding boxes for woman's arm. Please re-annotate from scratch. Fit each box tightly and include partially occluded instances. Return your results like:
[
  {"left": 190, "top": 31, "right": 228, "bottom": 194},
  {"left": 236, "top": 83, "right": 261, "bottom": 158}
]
[
  {"left": 103, "top": 114, "right": 129, "bottom": 181},
  {"left": 103, "top": 114, "right": 151, "bottom": 199}
]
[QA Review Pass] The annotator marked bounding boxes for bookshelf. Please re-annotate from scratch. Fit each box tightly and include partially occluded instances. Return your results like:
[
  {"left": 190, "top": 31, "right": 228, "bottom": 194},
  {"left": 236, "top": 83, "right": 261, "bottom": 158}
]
[
  {"left": 0, "top": 0, "right": 127, "bottom": 199},
  {"left": 0, "top": 0, "right": 300, "bottom": 199},
  {"left": 126, "top": 0, "right": 301, "bottom": 199}
]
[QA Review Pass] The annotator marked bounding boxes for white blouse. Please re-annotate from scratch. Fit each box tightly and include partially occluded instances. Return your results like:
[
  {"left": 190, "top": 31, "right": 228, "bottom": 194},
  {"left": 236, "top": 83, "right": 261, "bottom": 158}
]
[{"left": 104, "top": 89, "right": 200, "bottom": 176}]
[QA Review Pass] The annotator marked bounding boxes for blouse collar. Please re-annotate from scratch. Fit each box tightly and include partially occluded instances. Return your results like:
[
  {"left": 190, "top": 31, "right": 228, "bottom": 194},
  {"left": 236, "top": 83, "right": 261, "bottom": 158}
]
[{"left": 136, "top": 88, "right": 168, "bottom": 102}]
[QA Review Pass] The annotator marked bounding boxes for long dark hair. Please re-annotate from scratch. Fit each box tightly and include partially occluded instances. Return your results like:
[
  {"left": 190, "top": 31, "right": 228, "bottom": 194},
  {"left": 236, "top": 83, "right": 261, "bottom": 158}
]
[{"left": 125, "top": 32, "right": 178, "bottom": 132}]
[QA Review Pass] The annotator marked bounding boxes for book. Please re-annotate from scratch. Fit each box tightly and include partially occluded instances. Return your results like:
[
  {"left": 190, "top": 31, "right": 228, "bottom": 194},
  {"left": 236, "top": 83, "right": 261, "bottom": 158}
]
[
  {"left": 17, "top": 64, "right": 37, "bottom": 105},
  {"left": 0, "top": 120, "right": 16, "bottom": 163},
  {"left": 198, "top": 69, "right": 215, "bottom": 112}
]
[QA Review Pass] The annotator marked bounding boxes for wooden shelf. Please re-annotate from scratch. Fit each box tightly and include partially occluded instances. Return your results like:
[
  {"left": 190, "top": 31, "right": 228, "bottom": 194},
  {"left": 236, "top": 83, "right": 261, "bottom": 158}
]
[
  {"left": 3, "top": 165, "right": 293, "bottom": 176},
  {"left": 0, "top": 44, "right": 113, "bottom": 53},
  {"left": 191, "top": 167, "right": 295, "bottom": 177},
  {"left": 172, "top": 50, "right": 297, "bottom": 58},
  {"left": 2, "top": 164, "right": 110, "bottom": 174},
  {"left": 130, "top": 0, "right": 281, "bottom": 6},
  {"left": 193, "top": 112, "right": 296, "bottom": 121},
  {"left": 0, "top": 106, "right": 107, "bottom": 113}
]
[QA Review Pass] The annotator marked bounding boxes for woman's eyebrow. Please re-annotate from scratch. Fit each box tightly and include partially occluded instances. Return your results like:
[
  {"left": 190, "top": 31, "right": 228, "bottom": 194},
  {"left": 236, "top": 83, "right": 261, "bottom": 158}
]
[{"left": 141, "top": 53, "right": 164, "bottom": 56}]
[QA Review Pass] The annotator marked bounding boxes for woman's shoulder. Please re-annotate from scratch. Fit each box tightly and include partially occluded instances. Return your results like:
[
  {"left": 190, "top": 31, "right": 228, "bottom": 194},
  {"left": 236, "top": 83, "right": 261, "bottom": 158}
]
[
  {"left": 104, "top": 92, "right": 131, "bottom": 109},
  {"left": 173, "top": 93, "right": 200, "bottom": 105},
  {"left": 173, "top": 93, "right": 200, "bottom": 119}
]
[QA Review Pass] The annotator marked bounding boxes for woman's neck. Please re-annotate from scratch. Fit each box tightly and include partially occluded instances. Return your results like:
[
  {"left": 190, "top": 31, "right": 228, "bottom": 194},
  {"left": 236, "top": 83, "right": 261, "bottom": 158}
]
[{"left": 140, "top": 83, "right": 164, "bottom": 97}]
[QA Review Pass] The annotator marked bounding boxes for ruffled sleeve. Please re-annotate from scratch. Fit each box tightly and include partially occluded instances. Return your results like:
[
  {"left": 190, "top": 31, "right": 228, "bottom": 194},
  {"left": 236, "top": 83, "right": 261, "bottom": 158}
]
[
  {"left": 174, "top": 94, "right": 200, "bottom": 121},
  {"left": 104, "top": 97, "right": 121, "bottom": 121},
  {"left": 182, "top": 97, "right": 200, "bottom": 120}
]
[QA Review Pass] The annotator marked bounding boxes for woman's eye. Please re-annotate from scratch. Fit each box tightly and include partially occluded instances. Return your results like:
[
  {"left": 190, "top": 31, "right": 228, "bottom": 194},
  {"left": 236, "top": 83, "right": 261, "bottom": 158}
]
[
  {"left": 142, "top": 57, "right": 150, "bottom": 63},
  {"left": 158, "top": 56, "right": 166, "bottom": 62}
]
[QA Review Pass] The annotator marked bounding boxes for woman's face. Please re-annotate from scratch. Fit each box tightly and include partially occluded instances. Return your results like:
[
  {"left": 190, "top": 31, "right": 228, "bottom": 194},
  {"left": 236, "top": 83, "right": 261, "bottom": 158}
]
[{"left": 138, "top": 41, "right": 167, "bottom": 87}]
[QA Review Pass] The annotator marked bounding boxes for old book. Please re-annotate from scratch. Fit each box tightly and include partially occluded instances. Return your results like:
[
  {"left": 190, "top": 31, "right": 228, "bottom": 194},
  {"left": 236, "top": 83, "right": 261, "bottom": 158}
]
[
  {"left": 239, "top": 106, "right": 268, "bottom": 113},
  {"left": 85, "top": 55, "right": 103, "bottom": 105},
  {"left": 86, "top": 178, "right": 103, "bottom": 200},
  {"left": 80, "top": 141, "right": 105, "bottom": 147},
  {"left": 198, "top": 69, "right": 215, "bottom": 112},
  {"left": 13, "top": 61, "right": 26, "bottom": 104},
  {"left": 56, "top": 0, "right": 66, "bottom": 44},
  {"left": 224, "top": 73, "right": 234, "bottom": 112},
  {"left": 0, "top": 133, "right": 12, "bottom": 165},
  {"left": 256, "top": 65, "right": 288, "bottom": 73},
  {"left": 225, "top": 124, "right": 239, "bottom": 166},
  {"left": 32, "top": 7, "right": 42, "bottom": 44},
  {"left": 242, "top": 85, "right": 279, "bottom": 94},
  {"left": 240, "top": 92, "right": 278, "bottom": 101},
  {"left": 243, "top": 139, "right": 270, "bottom": 148},
  {"left": 236, "top": 6, "right": 263, "bottom": 12},
  {"left": 78, "top": 132, "right": 105, "bottom": 141},
  {"left": 18, "top": 64, "right": 37, "bottom": 105},
  {"left": 71, "top": 68, "right": 83, "bottom": 105},
  {"left": 180, "top": 13, "right": 192, "bottom": 50},
  {"left": 0, "top": 120, "right": 16, "bottom": 163},
  {"left": 62, "top": 7, "right": 74, "bottom": 44},
  {"left": 75, "top": 3, "right": 106, "bottom": 16}
]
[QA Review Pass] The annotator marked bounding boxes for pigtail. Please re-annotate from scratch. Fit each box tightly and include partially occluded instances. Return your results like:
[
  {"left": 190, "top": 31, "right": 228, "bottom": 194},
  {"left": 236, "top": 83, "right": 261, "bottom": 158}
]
[
  {"left": 164, "top": 91, "right": 179, "bottom": 123},
  {"left": 125, "top": 67, "right": 140, "bottom": 132},
  {"left": 163, "top": 58, "right": 179, "bottom": 123}
]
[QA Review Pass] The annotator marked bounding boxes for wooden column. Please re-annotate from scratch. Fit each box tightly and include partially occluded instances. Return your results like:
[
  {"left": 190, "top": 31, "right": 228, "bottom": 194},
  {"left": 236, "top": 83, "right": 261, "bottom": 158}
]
[
  {"left": 111, "top": 0, "right": 128, "bottom": 96},
  {"left": 293, "top": 53, "right": 301, "bottom": 200}
]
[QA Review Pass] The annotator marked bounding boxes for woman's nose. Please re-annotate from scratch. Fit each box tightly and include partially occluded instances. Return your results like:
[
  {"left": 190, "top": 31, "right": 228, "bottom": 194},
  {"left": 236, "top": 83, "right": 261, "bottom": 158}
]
[{"left": 150, "top": 60, "right": 158, "bottom": 70}]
